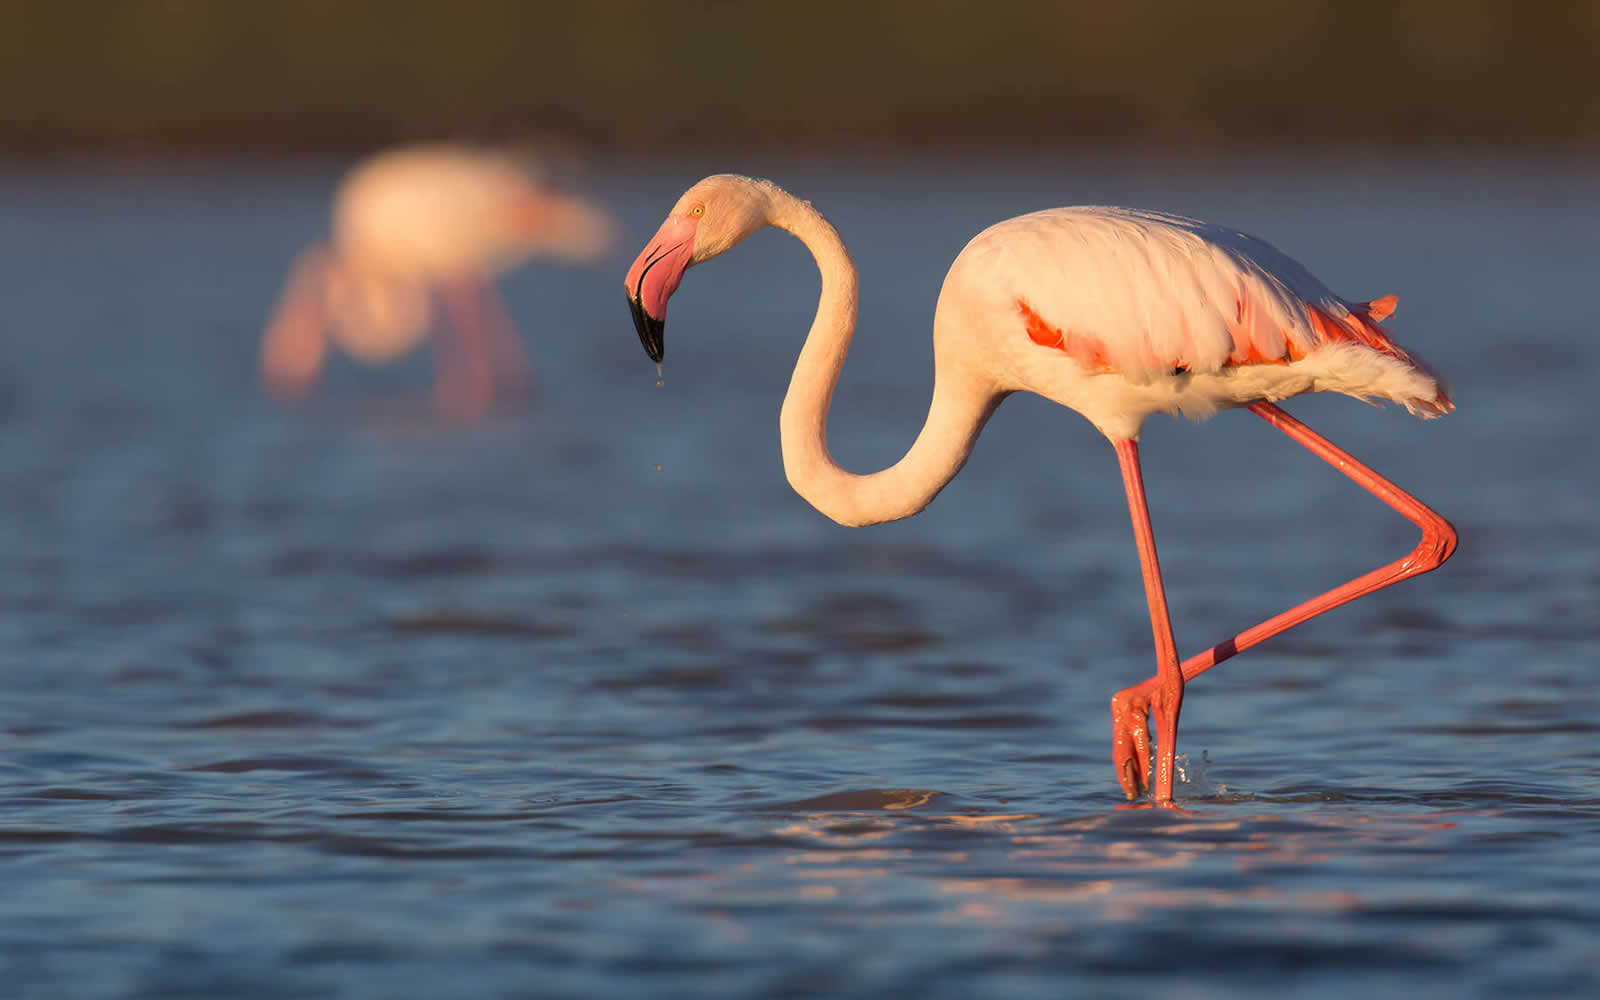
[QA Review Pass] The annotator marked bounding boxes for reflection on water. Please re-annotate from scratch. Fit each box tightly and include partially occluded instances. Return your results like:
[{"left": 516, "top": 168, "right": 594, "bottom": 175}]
[
  {"left": 612, "top": 791, "right": 1540, "bottom": 989},
  {"left": 0, "top": 156, "right": 1597, "bottom": 997}
]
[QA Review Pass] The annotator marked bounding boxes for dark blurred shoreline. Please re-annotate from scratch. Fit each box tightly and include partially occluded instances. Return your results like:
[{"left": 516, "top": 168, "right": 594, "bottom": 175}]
[{"left": 6, "top": 1, "right": 1598, "bottom": 160}]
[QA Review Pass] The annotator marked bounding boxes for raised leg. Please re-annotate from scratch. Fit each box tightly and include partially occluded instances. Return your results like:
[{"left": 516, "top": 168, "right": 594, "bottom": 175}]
[
  {"left": 1110, "top": 438, "right": 1185, "bottom": 804},
  {"left": 1110, "top": 401, "right": 1458, "bottom": 799}
]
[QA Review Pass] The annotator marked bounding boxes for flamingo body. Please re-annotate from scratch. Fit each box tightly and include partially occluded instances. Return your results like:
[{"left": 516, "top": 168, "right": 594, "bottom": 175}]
[
  {"left": 938, "top": 207, "right": 1450, "bottom": 441},
  {"left": 624, "top": 175, "right": 1456, "bottom": 803},
  {"left": 263, "top": 144, "right": 616, "bottom": 416},
  {"left": 334, "top": 148, "right": 606, "bottom": 283}
]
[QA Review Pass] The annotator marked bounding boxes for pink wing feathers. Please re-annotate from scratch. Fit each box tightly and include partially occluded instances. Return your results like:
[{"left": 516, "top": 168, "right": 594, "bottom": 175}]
[{"left": 965, "top": 207, "right": 1449, "bottom": 413}]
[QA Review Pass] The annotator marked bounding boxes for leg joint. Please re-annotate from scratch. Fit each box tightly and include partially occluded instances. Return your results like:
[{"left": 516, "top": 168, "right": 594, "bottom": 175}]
[{"left": 1408, "top": 513, "right": 1458, "bottom": 574}]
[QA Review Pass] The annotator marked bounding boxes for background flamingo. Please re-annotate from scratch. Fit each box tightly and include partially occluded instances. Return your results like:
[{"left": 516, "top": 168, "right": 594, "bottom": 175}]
[
  {"left": 624, "top": 174, "right": 1458, "bottom": 804},
  {"left": 262, "top": 144, "right": 616, "bottom": 419}
]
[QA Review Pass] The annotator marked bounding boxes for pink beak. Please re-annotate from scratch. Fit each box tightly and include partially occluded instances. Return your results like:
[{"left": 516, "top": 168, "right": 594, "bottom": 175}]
[{"left": 624, "top": 214, "right": 698, "bottom": 362}]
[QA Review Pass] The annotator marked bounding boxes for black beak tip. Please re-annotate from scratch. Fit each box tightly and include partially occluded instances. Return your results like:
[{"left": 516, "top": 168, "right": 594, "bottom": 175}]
[{"left": 628, "top": 291, "right": 664, "bottom": 364}]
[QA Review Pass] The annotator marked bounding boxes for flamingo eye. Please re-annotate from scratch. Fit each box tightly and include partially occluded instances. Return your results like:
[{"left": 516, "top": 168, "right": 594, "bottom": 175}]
[{"left": 690, "top": 204, "right": 704, "bottom": 217}]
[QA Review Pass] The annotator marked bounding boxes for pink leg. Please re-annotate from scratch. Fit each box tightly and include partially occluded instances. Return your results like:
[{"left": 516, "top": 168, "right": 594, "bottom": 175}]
[
  {"left": 260, "top": 246, "right": 333, "bottom": 402},
  {"left": 1110, "top": 400, "right": 1458, "bottom": 799},
  {"left": 435, "top": 281, "right": 497, "bottom": 421},
  {"left": 1111, "top": 438, "right": 1185, "bottom": 804},
  {"left": 474, "top": 279, "right": 533, "bottom": 396}
]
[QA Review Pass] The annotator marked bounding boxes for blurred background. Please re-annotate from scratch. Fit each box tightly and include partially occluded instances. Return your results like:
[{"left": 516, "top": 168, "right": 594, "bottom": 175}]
[
  {"left": 3, "top": 3, "right": 1599, "bottom": 998},
  {"left": 5, "top": 0, "right": 1598, "bottom": 156}
]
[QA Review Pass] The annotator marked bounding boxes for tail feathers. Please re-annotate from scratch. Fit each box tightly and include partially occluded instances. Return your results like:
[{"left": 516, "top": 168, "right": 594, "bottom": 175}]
[
  {"left": 1340, "top": 302, "right": 1453, "bottom": 415},
  {"left": 1308, "top": 302, "right": 1453, "bottom": 417},
  {"left": 1418, "top": 381, "right": 1454, "bottom": 416},
  {"left": 1400, "top": 383, "right": 1454, "bottom": 418},
  {"left": 1309, "top": 304, "right": 1409, "bottom": 363}
]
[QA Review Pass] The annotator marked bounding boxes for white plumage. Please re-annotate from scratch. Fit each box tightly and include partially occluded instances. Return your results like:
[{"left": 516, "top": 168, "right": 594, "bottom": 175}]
[{"left": 945, "top": 206, "right": 1448, "bottom": 439}]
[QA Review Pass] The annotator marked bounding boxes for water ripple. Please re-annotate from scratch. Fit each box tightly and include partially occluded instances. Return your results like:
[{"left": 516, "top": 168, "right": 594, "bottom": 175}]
[{"left": 3, "top": 159, "right": 1598, "bottom": 999}]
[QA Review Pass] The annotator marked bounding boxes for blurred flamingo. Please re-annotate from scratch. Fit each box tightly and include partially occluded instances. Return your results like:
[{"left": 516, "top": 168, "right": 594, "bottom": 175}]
[
  {"left": 262, "top": 144, "right": 616, "bottom": 418},
  {"left": 625, "top": 174, "right": 1457, "bottom": 804}
]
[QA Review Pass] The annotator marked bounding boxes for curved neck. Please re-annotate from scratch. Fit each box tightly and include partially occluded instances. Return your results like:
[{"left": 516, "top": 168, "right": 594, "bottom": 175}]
[{"left": 770, "top": 192, "right": 1000, "bottom": 527}]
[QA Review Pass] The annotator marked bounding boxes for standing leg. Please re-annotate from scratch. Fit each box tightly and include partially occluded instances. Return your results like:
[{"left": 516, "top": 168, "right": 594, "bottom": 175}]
[
  {"left": 260, "top": 246, "right": 333, "bottom": 402},
  {"left": 435, "top": 281, "right": 496, "bottom": 421},
  {"left": 473, "top": 279, "right": 533, "bottom": 397},
  {"left": 1111, "top": 438, "right": 1185, "bottom": 804},
  {"left": 1109, "top": 401, "right": 1457, "bottom": 798}
]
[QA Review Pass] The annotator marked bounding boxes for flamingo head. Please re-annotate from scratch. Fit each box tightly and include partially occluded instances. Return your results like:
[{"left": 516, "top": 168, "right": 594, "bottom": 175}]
[
  {"left": 625, "top": 174, "right": 776, "bottom": 362},
  {"left": 508, "top": 187, "right": 618, "bottom": 265}
]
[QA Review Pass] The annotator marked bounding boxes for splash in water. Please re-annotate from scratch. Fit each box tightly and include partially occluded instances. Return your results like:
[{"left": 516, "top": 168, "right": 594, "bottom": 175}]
[{"left": 1174, "top": 750, "right": 1227, "bottom": 797}]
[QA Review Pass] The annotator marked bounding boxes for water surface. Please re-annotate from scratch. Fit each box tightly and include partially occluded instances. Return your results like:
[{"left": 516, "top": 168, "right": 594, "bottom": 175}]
[{"left": 0, "top": 155, "right": 1596, "bottom": 997}]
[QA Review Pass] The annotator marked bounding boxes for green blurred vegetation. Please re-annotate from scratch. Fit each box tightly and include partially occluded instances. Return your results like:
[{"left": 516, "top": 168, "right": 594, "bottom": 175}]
[{"left": 3, "top": 0, "right": 1598, "bottom": 155}]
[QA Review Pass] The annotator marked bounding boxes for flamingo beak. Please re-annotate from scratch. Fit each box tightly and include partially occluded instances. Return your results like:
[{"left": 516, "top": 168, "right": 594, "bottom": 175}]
[
  {"left": 623, "top": 215, "right": 699, "bottom": 364},
  {"left": 628, "top": 287, "right": 664, "bottom": 363}
]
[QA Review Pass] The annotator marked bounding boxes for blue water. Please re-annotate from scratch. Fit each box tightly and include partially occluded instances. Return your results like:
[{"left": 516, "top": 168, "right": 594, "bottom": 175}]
[{"left": 1, "top": 154, "right": 1597, "bottom": 998}]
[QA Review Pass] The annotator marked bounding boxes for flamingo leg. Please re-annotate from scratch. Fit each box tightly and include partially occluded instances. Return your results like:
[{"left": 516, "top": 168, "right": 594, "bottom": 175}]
[
  {"left": 435, "top": 280, "right": 497, "bottom": 420},
  {"left": 1111, "top": 438, "right": 1184, "bottom": 804},
  {"left": 1109, "top": 400, "right": 1458, "bottom": 799},
  {"left": 260, "top": 246, "right": 333, "bottom": 402},
  {"left": 473, "top": 279, "right": 533, "bottom": 397}
]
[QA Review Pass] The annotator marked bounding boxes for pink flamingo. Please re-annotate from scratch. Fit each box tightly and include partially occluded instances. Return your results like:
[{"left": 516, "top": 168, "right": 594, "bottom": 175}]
[
  {"left": 262, "top": 144, "right": 615, "bottom": 419},
  {"left": 625, "top": 175, "right": 1458, "bottom": 805}
]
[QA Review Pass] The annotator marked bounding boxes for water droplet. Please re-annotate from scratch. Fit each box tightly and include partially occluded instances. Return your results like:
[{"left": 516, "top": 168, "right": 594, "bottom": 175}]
[
  {"left": 652, "top": 464, "right": 661, "bottom": 472},
  {"left": 655, "top": 362, "right": 664, "bottom": 387}
]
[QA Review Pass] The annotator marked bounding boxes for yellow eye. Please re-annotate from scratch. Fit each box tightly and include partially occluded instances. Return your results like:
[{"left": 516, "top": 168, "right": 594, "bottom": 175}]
[{"left": 690, "top": 204, "right": 704, "bottom": 217}]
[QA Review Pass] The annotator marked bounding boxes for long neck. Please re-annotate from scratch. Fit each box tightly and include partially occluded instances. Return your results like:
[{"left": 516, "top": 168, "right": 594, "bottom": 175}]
[{"left": 770, "top": 192, "right": 1000, "bottom": 528}]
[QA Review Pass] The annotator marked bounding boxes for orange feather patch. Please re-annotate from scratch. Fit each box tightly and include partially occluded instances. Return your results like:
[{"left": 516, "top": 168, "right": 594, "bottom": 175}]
[
  {"left": 1239, "top": 298, "right": 1448, "bottom": 412},
  {"left": 1016, "top": 293, "right": 1447, "bottom": 413},
  {"left": 1230, "top": 338, "right": 1306, "bottom": 366},
  {"left": 1365, "top": 295, "right": 1398, "bottom": 322},
  {"left": 1224, "top": 300, "right": 1411, "bottom": 370},
  {"left": 1306, "top": 305, "right": 1409, "bottom": 363},
  {"left": 1017, "top": 299, "right": 1116, "bottom": 373}
]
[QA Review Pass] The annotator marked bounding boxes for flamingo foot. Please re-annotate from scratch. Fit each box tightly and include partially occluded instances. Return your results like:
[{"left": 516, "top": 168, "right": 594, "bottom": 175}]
[
  {"left": 1110, "top": 678, "right": 1157, "bottom": 800},
  {"left": 1111, "top": 675, "right": 1187, "bottom": 803}
]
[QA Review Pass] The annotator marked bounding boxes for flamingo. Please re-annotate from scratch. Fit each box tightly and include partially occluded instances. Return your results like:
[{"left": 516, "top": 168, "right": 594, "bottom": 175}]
[
  {"left": 262, "top": 144, "right": 616, "bottom": 419},
  {"left": 624, "top": 175, "right": 1457, "bottom": 804}
]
